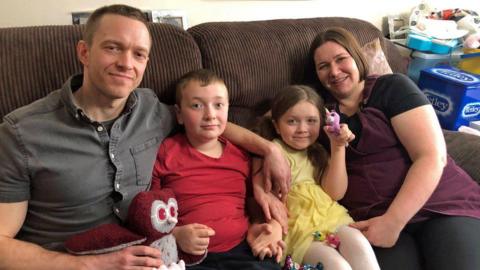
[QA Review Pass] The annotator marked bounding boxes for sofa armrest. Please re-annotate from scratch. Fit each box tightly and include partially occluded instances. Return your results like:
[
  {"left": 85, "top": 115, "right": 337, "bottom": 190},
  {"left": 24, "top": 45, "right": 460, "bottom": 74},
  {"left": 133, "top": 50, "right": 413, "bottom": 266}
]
[{"left": 443, "top": 130, "right": 480, "bottom": 184}]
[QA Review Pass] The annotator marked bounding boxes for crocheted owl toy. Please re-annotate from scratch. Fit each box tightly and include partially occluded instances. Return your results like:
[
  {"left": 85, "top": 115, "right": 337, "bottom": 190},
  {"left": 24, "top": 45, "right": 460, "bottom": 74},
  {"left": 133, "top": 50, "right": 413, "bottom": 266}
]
[{"left": 65, "top": 188, "right": 203, "bottom": 269}]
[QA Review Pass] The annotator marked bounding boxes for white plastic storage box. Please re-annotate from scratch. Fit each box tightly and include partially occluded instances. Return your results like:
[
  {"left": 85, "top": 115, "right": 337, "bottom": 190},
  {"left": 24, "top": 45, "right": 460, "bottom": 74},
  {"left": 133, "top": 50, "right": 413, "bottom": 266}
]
[
  {"left": 418, "top": 66, "right": 480, "bottom": 130},
  {"left": 408, "top": 51, "right": 451, "bottom": 83}
]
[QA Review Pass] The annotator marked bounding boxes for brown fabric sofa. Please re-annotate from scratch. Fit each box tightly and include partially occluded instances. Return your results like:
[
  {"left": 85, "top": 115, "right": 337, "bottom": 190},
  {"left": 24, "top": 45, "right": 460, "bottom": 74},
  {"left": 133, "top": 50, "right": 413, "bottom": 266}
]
[{"left": 1, "top": 17, "right": 479, "bottom": 184}]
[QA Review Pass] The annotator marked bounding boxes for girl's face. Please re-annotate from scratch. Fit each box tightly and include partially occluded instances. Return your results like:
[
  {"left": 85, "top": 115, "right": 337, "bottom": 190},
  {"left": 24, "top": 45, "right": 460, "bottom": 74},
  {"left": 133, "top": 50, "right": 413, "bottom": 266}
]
[
  {"left": 273, "top": 100, "right": 321, "bottom": 150},
  {"left": 313, "top": 41, "right": 362, "bottom": 100}
]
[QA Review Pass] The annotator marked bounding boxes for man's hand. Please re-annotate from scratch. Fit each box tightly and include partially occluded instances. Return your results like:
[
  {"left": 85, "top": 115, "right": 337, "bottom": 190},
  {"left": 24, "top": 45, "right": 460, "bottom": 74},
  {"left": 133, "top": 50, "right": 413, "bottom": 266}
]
[
  {"left": 247, "top": 220, "right": 285, "bottom": 263},
  {"left": 262, "top": 143, "right": 291, "bottom": 199},
  {"left": 349, "top": 214, "right": 404, "bottom": 248},
  {"left": 252, "top": 170, "right": 288, "bottom": 234},
  {"left": 78, "top": 245, "right": 164, "bottom": 270},
  {"left": 172, "top": 224, "right": 215, "bottom": 255}
]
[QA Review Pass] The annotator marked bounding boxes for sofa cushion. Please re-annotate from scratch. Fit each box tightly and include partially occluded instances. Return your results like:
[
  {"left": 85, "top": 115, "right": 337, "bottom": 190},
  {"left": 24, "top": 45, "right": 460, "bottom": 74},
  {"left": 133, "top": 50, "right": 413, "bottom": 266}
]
[
  {"left": 143, "top": 24, "right": 202, "bottom": 104},
  {"left": 362, "top": 38, "right": 393, "bottom": 76},
  {"left": 0, "top": 23, "right": 202, "bottom": 120},
  {"left": 444, "top": 129, "right": 480, "bottom": 184},
  {"left": 188, "top": 17, "right": 405, "bottom": 127}
]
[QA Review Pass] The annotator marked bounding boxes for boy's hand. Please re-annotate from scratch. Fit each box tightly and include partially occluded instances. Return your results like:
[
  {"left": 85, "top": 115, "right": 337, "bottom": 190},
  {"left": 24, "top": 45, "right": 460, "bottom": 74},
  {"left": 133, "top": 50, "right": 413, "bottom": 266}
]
[
  {"left": 172, "top": 224, "right": 215, "bottom": 255},
  {"left": 247, "top": 220, "right": 285, "bottom": 263}
]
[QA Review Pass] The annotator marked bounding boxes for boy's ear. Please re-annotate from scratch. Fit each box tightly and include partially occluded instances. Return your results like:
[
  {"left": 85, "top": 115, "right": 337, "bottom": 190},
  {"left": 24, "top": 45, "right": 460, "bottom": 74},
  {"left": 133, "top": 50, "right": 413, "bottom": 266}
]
[{"left": 174, "top": 104, "right": 183, "bottom": 125}]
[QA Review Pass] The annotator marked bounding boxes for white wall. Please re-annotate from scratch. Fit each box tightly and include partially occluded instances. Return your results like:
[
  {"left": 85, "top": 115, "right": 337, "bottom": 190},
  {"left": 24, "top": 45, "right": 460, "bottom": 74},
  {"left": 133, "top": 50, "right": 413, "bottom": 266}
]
[{"left": 1, "top": 0, "right": 479, "bottom": 34}]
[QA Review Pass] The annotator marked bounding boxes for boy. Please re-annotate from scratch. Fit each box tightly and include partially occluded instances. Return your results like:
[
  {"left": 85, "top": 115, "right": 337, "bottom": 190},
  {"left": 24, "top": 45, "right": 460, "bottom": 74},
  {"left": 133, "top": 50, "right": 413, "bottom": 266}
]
[{"left": 151, "top": 69, "right": 283, "bottom": 269}]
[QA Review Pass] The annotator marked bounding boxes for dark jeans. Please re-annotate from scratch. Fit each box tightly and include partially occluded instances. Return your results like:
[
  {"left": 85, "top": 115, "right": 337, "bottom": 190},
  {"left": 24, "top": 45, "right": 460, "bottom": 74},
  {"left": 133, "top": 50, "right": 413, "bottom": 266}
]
[
  {"left": 374, "top": 216, "right": 480, "bottom": 270},
  {"left": 187, "top": 240, "right": 281, "bottom": 270}
]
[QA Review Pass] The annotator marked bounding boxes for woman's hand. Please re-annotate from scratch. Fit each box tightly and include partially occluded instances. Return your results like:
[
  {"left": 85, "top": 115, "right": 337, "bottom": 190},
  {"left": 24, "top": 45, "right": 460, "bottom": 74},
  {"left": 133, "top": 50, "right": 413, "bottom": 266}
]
[
  {"left": 172, "top": 224, "right": 215, "bottom": 255},
  {"left": 349, "top": 214, "right": 404, "bottom": 248}
]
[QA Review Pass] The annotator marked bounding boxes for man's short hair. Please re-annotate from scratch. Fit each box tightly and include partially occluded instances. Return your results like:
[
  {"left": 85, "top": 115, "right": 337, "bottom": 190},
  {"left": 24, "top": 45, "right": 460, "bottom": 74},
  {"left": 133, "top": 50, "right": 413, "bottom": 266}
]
[
  {"left": 175, "top": 69, "right": 227, "bottom": 106},
  {"left": 83, "top": 4, "right": 150, "bottom": 45}
]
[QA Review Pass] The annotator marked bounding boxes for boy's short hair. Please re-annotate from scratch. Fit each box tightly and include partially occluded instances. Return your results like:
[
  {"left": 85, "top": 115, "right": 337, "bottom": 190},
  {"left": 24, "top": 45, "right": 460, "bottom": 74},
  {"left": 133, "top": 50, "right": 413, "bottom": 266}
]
[
  {"left": 83, "top": 4, "right": 150, "bottom": 46},
  {"left": 175, "top": 69, "right": 227, "bottom": 106}
]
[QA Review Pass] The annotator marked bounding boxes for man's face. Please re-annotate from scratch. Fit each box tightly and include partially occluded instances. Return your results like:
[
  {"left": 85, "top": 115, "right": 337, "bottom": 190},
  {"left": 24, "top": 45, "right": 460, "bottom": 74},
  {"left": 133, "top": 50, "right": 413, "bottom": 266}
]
[{"left": 78, "top": 14, "right": 151, "bottom": 101}]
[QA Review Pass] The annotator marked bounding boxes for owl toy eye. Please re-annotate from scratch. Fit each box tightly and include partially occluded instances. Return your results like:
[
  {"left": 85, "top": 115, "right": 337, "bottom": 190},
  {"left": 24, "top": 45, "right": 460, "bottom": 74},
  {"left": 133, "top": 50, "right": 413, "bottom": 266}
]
[
  {"left": 151, "top": 200, "right": 169, "bottom": 232},
  {"left": 167, "top": 198, "right": 178, "bottom": 219},
  {"left": 169, "top": 206, "right": 176, "bottom": 218},
  {"left": 158, "top": 207, "right": 167, "bottom": 221}
]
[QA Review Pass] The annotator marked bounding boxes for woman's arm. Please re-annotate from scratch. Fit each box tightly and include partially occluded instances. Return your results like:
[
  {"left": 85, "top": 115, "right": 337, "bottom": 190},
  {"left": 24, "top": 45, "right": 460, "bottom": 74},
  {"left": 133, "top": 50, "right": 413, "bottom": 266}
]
[
  {"left": 351, "top": 104, "right": 446, "bottom": 247},
  {"left": 385, "top": 105, "right": 446, "bottom": 226}
]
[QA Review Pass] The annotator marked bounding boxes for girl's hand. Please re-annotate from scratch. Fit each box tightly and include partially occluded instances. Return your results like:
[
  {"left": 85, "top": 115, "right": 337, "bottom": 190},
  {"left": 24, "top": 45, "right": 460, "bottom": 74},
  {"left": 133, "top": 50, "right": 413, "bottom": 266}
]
[
  {"left": 323, "top": 123, "right": 355, "bottom": 148},
  {"left": 172, "top": 224, "right": 215, "bottom": 255}
]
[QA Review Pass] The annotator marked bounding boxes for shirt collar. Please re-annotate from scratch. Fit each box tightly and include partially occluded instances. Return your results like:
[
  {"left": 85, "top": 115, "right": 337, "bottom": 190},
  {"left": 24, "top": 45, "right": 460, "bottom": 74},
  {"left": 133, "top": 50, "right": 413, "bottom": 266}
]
[{"left": 61, "top": 73, "right": 138, "bottom": 121}]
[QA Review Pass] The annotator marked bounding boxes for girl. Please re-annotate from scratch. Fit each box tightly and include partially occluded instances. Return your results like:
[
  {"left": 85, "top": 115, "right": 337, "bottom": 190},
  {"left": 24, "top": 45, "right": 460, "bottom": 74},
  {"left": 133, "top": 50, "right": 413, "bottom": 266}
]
[{"left": 256, "top": 85, "right": 380, "bottom": 270}]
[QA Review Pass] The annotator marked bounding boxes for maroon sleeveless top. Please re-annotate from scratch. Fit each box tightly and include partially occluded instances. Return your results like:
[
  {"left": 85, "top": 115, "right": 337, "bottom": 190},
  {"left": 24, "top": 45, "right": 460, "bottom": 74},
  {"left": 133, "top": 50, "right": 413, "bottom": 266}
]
[{"left": 336, "top": 77, "right": 480, "bottom": 223}]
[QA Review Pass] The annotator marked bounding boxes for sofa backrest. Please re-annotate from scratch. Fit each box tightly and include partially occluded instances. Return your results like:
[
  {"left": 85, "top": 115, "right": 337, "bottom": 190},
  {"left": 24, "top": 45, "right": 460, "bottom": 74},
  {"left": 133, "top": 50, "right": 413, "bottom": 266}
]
[
  {"left": 0, "top": 23, "right": 202, "bottom": 120},
  {"left": 188, "top": 17, "right": 405, "bottom": 126},
  {"left": 0, "top": 17, "right": 404, "bottom": 126}
]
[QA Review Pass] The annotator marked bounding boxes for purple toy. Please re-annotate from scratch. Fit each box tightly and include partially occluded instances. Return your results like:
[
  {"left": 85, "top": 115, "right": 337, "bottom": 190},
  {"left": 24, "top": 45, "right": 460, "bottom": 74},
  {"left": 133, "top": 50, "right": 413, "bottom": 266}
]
[
  {"left": 325, "top": 110, "right": 340, "bottom": 135},
  {"left": 283, "top": 255, "right": 324, "bottom": 270}
]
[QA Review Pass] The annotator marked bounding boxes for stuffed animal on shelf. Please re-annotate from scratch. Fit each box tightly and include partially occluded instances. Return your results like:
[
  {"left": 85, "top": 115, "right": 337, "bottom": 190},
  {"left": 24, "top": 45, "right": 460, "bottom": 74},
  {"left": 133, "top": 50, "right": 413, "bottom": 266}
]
[{"left": 65, "top": 188, "right": 204, "bottom": 270}]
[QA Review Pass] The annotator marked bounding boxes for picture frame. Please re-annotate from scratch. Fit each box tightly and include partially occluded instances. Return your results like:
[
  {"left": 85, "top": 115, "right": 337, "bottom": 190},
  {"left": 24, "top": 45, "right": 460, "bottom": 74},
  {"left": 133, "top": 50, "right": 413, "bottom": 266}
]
[
  {"left": 149, "top": 10, "right": 188, "bottom": 30},
  {"left": 72, "top": 10, "right": 188, "bottom": 30},
  {"left": 72, "top": 12, "right": 92, "bottom": 25}
]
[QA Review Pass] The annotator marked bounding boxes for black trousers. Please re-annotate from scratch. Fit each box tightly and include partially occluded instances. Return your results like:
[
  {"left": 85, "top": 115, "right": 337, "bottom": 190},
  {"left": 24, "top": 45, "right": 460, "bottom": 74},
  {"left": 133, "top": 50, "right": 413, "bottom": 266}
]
[
  {"left": 187, "top": 240, "right": 281, "bottom": 270},
  {"left": 374, "top": 216, "right": 480, "bottom": 270}
]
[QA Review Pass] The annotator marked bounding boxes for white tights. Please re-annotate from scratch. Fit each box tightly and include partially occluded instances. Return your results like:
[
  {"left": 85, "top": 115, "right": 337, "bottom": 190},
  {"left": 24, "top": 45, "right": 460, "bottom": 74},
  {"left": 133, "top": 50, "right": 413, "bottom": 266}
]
[{"left": 302, "top": 225, "right": 380, "bottom": 270}]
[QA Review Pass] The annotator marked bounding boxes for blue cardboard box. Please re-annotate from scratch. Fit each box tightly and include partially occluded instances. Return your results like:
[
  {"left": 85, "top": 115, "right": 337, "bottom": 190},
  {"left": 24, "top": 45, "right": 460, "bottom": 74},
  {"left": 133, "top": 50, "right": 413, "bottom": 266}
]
[{"left": 418, "top": 66, "right": 480, "bottom": 130}]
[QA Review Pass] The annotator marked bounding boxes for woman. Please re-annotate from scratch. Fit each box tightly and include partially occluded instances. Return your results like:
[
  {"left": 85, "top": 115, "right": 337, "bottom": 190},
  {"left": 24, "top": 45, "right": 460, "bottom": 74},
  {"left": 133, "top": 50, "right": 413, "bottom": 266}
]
[{"left": 303, "top": 27, "right": 480, "bottom": 270}]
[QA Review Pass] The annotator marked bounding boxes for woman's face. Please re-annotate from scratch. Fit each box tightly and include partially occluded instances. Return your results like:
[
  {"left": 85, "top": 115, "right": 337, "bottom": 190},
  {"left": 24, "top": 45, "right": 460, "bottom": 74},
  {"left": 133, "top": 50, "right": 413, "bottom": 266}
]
[{"left": 313, "top": 41, "right": 361, "bottom": 100}]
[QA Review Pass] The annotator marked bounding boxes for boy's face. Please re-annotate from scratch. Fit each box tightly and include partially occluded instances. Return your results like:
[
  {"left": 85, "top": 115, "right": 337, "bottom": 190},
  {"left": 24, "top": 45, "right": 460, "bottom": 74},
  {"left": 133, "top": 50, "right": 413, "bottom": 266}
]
[{"left": 176, "top": 80, "right": 229, "bottom": 147}]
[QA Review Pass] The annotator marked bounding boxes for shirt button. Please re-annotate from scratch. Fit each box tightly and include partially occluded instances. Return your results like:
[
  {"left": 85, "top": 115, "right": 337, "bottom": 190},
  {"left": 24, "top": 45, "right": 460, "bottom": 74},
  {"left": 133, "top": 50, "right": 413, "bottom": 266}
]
[
  {"left": 114, "top": 207, "right": 120, "bottom": 214},
  {"left": 97, "top": 126, "right": 104, "bottom": 132},
  {"left": 115, "top": 183, "right": 120, "bottom": 189}
]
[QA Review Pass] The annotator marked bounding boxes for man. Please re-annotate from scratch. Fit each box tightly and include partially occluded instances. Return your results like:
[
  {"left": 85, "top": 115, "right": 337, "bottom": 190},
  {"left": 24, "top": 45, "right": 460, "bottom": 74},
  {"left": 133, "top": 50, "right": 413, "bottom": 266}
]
[{"left": 0, "top": 5, "right": 289, "bottom": 270}]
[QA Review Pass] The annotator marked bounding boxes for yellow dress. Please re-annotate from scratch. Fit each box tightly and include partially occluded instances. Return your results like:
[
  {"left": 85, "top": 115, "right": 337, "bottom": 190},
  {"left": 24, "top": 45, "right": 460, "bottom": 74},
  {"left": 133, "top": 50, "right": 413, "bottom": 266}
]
[{"left": 274, "top": 139, "right": 353, "bottom": 264}]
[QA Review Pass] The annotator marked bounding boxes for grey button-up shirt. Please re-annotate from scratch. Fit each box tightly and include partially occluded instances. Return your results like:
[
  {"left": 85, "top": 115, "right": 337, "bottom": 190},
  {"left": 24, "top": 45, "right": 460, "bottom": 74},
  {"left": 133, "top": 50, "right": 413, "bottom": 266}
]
[{"left": 0, "top": 74, "right": 175, "bottom": 250}]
